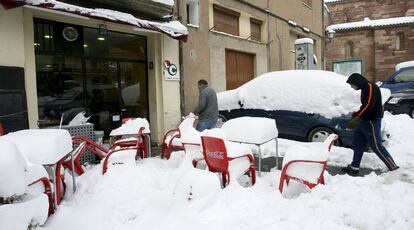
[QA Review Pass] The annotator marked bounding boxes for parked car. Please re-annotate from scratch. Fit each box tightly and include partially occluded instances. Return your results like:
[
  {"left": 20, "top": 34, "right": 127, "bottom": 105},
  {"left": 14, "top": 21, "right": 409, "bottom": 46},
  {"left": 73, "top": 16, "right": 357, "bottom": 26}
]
[
  {"left": 218, "top": 70, "right": 390, "bottom": 147},
  {"left": 384, "top": 88, "right": 414, "bottom": 118},
  {"left": 379, "top": 61, "right": 414, "bottom": 92}
]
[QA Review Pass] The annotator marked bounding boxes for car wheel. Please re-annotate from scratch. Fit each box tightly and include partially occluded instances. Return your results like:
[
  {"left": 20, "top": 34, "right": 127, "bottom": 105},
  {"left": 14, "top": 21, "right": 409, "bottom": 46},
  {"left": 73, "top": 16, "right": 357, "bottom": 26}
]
[
  {"left": 308, "top": 127, "right": 335, "bottom": 143},
  {"left": 216, "top": 114, "right": 227, "bottom": 128}
]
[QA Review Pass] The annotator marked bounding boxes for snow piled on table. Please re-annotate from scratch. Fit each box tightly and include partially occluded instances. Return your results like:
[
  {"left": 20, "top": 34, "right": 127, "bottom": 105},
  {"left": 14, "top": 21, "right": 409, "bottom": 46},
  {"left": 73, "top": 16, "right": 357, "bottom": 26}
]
[
  {"left": 110, "top": 118, "right": 150, "bottom": 136},
  {"left": 218, "top": 70, "right": 360, "bottom": 118},
  {"left": 222, "top": 117, "right": 278, "bottom": 144}
]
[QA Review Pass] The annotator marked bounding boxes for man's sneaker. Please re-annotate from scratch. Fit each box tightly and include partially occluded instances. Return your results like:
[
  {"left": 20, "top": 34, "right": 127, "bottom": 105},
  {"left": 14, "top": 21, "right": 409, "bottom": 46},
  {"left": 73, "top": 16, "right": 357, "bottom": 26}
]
[{"left": 341, "top": 164, "right": 360, "bottom": 176}]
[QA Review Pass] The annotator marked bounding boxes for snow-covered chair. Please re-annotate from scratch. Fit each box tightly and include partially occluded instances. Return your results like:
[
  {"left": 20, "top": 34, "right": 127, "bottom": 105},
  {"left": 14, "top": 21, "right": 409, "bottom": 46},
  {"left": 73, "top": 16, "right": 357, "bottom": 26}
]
[
  {"left": 0, "top": 139, "right": 50, "bottom": 229},
  {"left": 2, "top": 129, "right": 74, "bottom": 206},
  {"left": 103, "top": 127, "right": 146, "bottom": 174},
  {"left": 109, "top": 117, "right": 150, "bottom": 158},
  {"left": 161, "top": 117, "right": 197, "bottom": 159},
  {"left": 200, "top": 136, "right": 256, "bottom": 188},
  {"left": 278, "top": 134, "right": 339, "bottom": 193},
  {"left": 64, "top": 135, "right": 108, "bottom": 176}
]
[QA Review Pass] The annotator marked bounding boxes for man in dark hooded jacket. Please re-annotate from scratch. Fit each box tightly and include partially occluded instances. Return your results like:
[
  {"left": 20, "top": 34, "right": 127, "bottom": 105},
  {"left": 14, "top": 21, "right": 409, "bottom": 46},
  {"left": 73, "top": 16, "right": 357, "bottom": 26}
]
[{"left": 343, "top": 73, "right": 399, "bottom": 176}]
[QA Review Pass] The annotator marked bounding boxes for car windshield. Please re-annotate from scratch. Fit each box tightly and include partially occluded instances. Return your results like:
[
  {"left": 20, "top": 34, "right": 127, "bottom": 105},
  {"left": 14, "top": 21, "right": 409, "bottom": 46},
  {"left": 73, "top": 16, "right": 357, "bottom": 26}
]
[{"left": 394, "top": 69, "right": 414, "bottom": 83}]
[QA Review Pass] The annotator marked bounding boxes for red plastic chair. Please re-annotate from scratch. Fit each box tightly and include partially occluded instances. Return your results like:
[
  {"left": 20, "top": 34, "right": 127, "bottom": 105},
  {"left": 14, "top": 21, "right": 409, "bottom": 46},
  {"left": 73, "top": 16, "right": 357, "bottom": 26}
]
[
  {"left": 161, "top": 127, "right": 183, "bottom": 159},
  {"left": 278, "top": 134, "right": 339, "bottom": 193},
  {"left": 63, "top": 136, "right": 108, "bottom": 176},
  {"left": 0, "top": 122, "right": 4, "bottom": 136},
  {"left": 102, "top": 127, "right": 145, "bottom": 174},
  {"left": 28, "top": 177, "right": 54, "bottom": 216},
  {"left": 200, "top": 136, "right": 256, "bottom": 188}
]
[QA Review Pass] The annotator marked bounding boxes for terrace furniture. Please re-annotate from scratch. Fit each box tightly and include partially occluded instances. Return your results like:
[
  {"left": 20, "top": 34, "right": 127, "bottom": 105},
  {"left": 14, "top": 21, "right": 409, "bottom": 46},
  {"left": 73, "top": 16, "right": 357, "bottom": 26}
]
[
  {"left": 223, "top": 117, "right": 278, "bottom": 176},
  {"left": 278, "top": 134, "right": 339, "bottom": 193},
  {"left": 2, "top": 129, "right": 76, "bottom": 209},
  {"left": 161, "top": 127, "right": 183, "bottom": 159},
  {"left": 200, "top": 136, "right": 256, "bottom": 188}
]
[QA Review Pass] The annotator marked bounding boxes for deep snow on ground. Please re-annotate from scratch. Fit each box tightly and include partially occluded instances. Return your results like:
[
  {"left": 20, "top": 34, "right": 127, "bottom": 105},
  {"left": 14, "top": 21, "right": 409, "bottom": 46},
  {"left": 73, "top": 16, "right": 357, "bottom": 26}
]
[{"left": 38, "top": 113, "right": 414, "bottom": 230}]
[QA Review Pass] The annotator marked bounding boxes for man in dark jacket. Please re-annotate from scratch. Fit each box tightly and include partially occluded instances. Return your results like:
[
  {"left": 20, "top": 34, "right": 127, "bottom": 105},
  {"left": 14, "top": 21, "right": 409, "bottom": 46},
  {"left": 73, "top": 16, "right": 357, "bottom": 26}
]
[
  {"left": 343, "top": 73, "right": 399, "bottom": 176},
  {"left": 193, "top": 79, "right": 218, "bottom": 132}
]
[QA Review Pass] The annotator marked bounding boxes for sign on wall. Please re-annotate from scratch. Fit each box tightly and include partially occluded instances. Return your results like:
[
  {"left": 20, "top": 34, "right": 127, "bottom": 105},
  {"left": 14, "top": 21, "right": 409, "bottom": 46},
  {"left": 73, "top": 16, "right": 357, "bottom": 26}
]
[
  {"left": 164, "top": 60, "right": 180, "bottom": 81},
  {"left": 332, "top": 60, "right": 362, "bottom": 77}
]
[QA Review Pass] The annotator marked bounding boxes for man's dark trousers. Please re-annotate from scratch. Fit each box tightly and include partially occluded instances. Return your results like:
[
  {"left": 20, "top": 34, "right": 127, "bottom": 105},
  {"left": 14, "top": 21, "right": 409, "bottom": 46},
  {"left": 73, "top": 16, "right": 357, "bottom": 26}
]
[{"left": 351, "top": 118, "right": 398, "bottom": 170}]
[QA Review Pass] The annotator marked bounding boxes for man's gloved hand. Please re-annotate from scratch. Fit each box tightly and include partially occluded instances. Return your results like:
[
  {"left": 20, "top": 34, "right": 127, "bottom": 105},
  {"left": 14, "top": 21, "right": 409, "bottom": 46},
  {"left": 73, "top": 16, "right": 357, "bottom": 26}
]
[{"left": 347, "top": 117, "right": 361, "bottom": 129}]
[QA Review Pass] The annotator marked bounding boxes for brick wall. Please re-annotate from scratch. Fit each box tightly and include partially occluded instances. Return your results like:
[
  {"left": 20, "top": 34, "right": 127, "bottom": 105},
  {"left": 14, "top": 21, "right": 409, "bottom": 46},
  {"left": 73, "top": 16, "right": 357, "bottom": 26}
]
[
  {"left": 326, "top": 0, "right": 414, "bottom": 82},
  {"left": 327, "top": 0, "right": 410, "bottom": 24}
]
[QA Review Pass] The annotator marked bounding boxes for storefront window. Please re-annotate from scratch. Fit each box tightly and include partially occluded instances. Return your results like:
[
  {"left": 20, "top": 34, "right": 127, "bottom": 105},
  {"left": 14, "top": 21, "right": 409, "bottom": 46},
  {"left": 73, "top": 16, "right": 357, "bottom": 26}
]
[{"left": 34, "top": 19, "right": 148, "bottom": 135}]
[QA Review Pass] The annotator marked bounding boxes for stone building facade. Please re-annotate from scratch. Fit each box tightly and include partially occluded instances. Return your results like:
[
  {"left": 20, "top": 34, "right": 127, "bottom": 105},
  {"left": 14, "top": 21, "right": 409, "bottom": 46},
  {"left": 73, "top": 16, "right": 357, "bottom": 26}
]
[
  {"left": 177, "top": 0, "right": 325, "bottom": 114},
  {"left": 325, "top": 0, "right": 414, "bottom": 82}
]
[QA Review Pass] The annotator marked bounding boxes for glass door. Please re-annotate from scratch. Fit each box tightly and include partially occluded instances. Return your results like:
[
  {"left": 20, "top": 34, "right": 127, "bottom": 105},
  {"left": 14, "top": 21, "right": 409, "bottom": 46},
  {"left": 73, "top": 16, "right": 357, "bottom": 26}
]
[
  {"left": 85, "top": 59, "right": 122, "bottom": 137},
  {"left": 120, "top": 62, "right": 148, "bottom": 120}
]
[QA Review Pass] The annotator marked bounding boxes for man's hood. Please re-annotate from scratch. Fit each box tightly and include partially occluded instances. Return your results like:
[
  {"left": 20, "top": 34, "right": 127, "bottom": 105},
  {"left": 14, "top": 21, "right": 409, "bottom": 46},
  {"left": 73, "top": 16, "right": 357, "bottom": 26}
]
[{"left": 346, "top": 73, "right": 368, "bottom": 89}]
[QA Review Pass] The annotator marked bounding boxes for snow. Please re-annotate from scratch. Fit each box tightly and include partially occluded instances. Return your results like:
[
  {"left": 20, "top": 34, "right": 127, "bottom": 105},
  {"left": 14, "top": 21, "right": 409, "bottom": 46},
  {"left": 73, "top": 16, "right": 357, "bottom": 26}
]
[
  {"left": 218, "top": 70, "right": 361, "bottom": 118},
  {"left": 0, "top": 195, "right": 49, "bottom": 230},
  {"left": 6, "top": 111, "right": 408, "bottom": 230},
  {"left": 282, "top": 134, "right": 337, "bottom": 184},
  {"left": 294, "top": 38, "right": 313, "bottom": 45},
  {"left": 327, "top": 16, "right": 414, "bottom": 32},
  {"left": 222, "top": 117, "right": 278, "bottom": 144},
  {"left": 22, "top": 0, "right": 188, "bottom": 40},
  {"left": 395, "top": 60, "right": 414, "bottom": 71},
  {"left": 110, "top": 118, "right": 150, "bottom": 136},
  {"left": 151, "top": 0, "right": 174, "bottom": 6},
  {"left": 0, "top": 139, "right": 27, "bottom": 198},
  {"left": 2, "top": 129, "right": 73, "bottom": 165}
]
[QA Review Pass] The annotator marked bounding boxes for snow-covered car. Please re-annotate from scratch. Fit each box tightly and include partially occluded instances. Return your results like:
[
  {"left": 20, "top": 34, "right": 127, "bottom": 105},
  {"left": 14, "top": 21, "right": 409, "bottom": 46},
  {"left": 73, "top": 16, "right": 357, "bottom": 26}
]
[
  {"left": 218, "top": 70, "right": 390, "bottom": 147},
  {"left": 384, "top": 88, "right": 414, "bottom": 118},
  {"left": 378, "top": 60, "right": 414, "bottom": 92}
]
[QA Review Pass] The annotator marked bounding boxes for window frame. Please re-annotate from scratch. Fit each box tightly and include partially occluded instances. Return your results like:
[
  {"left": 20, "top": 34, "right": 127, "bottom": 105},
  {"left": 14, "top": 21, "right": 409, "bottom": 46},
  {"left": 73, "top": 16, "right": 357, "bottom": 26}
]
[
  {"left": 213, "top": 4, "right": 240, "bottom": 36},
  {"left": 250, "top": 18, "right": 262, "bottom": 42}
]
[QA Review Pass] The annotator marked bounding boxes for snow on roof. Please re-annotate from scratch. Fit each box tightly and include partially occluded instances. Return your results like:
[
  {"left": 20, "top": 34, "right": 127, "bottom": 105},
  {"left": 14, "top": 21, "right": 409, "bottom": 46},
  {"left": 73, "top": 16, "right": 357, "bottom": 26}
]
[
  {"left": 324, "top": 0, "right": 349, "bottom": 3},
  {"left": 152, "top": 0, "right": 174, "bottom": 6},
  {"left": 294, "top": 38, "right": 314, "bottom": 45},
  {"left": 6, "top": 0, "right": 188, "bottom": 41},
  {"left": 396, "top": 60, "right": 414, "bottom": 71},
  {"left": 327, "top": 16, "right": 414, "bottom": 32},
  {"left": 218, "top": 70, "right": 361, "bottom": 118}
]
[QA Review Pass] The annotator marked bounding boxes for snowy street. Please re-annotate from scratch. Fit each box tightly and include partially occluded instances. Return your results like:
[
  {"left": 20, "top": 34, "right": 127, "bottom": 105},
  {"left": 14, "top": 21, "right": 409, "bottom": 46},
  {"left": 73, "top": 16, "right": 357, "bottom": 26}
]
[{"left": 34, "top": 113, "right": 414, "bottom": 230}]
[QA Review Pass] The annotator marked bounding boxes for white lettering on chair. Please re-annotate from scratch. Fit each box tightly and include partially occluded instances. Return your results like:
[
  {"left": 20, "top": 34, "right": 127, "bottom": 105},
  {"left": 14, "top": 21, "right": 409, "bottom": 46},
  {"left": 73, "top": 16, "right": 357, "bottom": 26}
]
[{"left": 206, "top": 151, "right": 224, "bottom": 159}]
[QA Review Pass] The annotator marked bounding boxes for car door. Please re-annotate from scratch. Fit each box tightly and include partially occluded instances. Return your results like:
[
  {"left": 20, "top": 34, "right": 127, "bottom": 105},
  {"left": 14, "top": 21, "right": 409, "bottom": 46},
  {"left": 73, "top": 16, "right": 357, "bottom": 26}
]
[{"left": 270, "top": 110, "right": 320, "bottom": 140}]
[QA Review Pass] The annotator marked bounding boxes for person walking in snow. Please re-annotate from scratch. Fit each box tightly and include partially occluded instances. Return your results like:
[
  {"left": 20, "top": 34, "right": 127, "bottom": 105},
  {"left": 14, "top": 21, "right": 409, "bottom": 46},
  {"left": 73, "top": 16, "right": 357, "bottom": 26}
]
[
  {"left": 342, "top": 73, "right": 399, "bottom": 176},
  {"left": 192, "top": 79, "right": 218, "bottom": 132}
]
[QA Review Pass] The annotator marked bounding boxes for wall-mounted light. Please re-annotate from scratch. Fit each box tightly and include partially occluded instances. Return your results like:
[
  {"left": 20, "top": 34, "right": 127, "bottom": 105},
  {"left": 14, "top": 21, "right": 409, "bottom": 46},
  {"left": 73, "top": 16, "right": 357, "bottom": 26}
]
[{"left": 327, "top": 29, "right": 336, "bottom": 39}]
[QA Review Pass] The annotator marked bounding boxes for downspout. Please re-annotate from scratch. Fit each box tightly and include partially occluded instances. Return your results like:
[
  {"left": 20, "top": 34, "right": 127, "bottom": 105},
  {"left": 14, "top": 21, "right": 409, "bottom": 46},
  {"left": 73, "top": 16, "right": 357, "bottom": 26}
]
[
  {"left": 276, "top": 33, "right": 282, "bottom": 70},
  {"left": 266, "top": 0, "right": 271, "bottom": 72},
  {"left": 177, "top": 1, "right": 185, "bottom": 117},
  {"left": 372, "top": 28, "right": 376, "bottom": 82}
]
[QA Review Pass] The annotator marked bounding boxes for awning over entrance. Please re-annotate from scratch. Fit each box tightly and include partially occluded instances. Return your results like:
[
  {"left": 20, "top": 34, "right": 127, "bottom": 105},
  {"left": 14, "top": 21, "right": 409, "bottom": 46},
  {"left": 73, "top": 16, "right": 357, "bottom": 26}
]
[{"left": 0, "top": 0, "right": 188, "bottom": 42}]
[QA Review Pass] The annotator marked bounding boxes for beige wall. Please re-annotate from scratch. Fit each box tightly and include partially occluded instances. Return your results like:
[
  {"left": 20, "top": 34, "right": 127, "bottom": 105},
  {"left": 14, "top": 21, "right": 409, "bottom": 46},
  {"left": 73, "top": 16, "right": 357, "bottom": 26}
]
[
  {"left": 180, "top": 0, "right": 324, "bottom": 114},
  {"left": 0, "top": 6, "right": 181, "bottom": 142}
]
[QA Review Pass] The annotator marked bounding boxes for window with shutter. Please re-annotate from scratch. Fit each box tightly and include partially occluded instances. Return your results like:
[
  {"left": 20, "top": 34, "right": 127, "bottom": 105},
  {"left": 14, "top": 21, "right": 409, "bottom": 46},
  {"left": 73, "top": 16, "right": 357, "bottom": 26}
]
[
  {"left": 250, "top": 18, "right": 262, "bottom": 42},
  {"left": 213, "top": 5, "right": 240, "bottom": 36}
]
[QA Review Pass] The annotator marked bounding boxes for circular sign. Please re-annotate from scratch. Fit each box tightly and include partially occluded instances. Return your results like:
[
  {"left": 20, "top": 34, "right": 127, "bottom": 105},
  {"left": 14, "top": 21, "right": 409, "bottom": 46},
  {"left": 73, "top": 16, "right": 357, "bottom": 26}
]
[
  {"left": 62, "top": 27, "right": 78, "bottom": 42},
  {"left": 167, "top": 64, "right": 178, "bottom": 76}
]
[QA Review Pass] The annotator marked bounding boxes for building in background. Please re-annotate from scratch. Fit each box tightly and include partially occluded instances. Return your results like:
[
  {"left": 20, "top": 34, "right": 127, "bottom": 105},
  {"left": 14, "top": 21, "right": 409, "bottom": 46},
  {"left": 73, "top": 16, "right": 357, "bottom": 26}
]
[
  {"left": 176, "top": 0, "right": 325, "bottom": 114},
  {"left": 0, "top": 0, "right": 188, "bottom": 142},
  {"left": 325, "top": 0, "right": 414, "bottom": 82}
]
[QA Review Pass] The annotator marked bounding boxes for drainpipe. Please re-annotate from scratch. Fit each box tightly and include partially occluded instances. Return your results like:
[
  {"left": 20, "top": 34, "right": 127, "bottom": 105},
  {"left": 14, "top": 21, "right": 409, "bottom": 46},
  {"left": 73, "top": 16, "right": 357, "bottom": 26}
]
[
  {"left": 266, "top": 0, "right": 271, "bottom": 72},
  {"left": 372, "top": 28, "right": 376, "bottom": 82},
  {"left": 177, "top": 1, "right": 185, "bottom": 117},
  {"left": 276, "top": 33, "right": 282, "bottom": 70}
]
